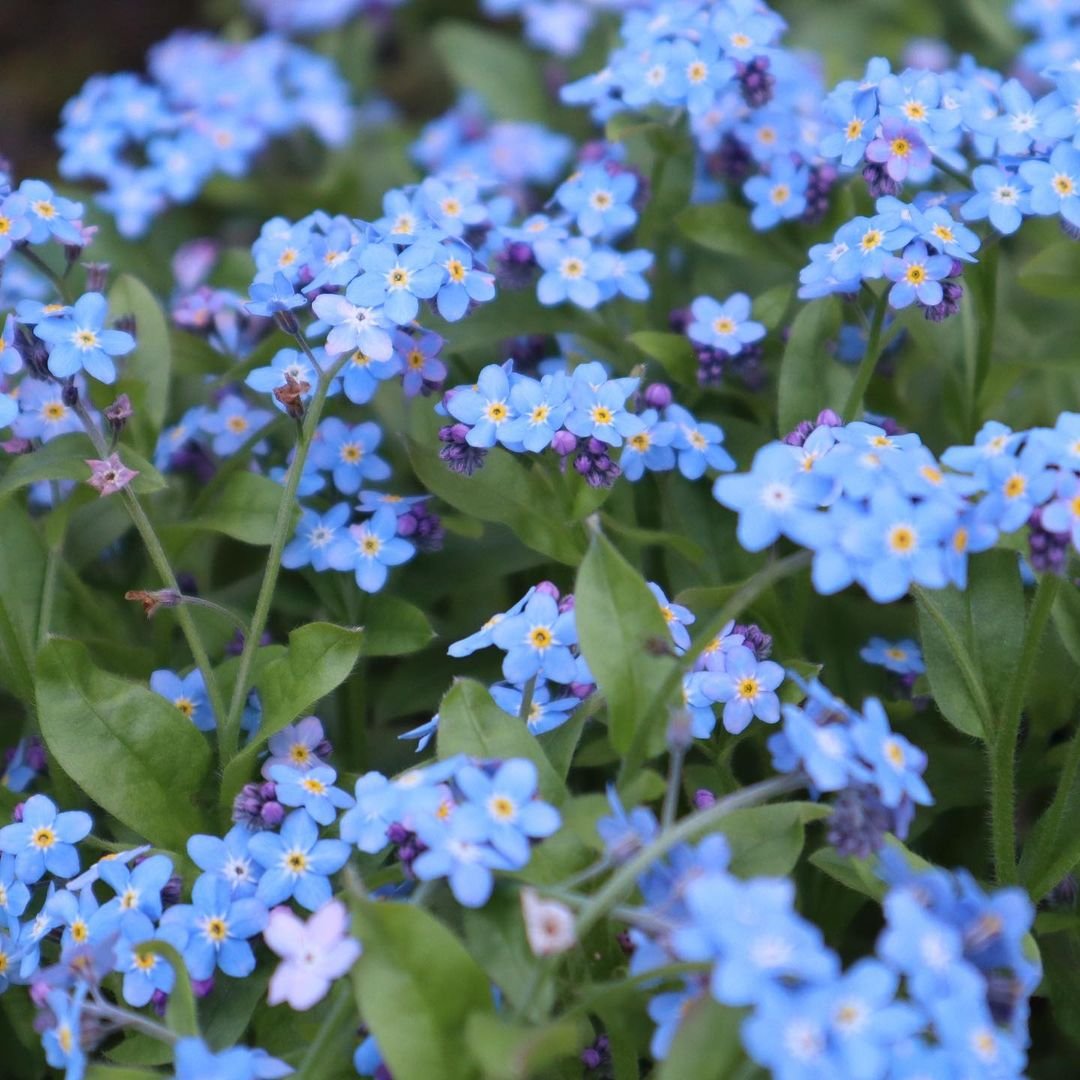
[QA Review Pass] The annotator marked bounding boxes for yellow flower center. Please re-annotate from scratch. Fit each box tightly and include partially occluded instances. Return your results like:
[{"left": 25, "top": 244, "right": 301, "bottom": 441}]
[
  {"left": 289, "top": 744, "right": 311, "bottom": 765},
  {"left": 73, "top": 329, "right": 99, "bottom": 350},
  {"left": 932, "top": 224, "right": 955, "bottom": 244},
  {"left": 31, "top": 826, "right": 56, "bottom": 850},
  {"left": 121, "top": 889, "right": 139, "bottom": 910},
  {"left": 485, "top": 402, "right": 508, "bottom": 422},
  {"left": 340, "top": 443, "right": 363, "bottom": 463},
  {"left": 589, "top": 190, "right": 613, "bottom": 210},
  {"left": 529, "top": 626, "right": 553, "bottom": 650},
  {"left": 953, "top": 527, "right": 969, "bottom": 553},
  {"left": 43, "top": 402, "right": 67, "bottom": 421},
  {"left": 388, "top": 268, "right": 409, "bottom": 288},
  {"left": 561, "top": 257, "right": 585, "bottom": 279},
  {"left": 488, "top": 795, "right": 516, "bottom": 822},
  {"left": 0, "top": 217, "right": 9, "bottom": 235},
  {"left": 730, "top": 31, "right": 751, "bottom": 48},
  {"left": 226, "top": 415, "right": 249, "bottom": 434},
  {"left": 846, "top": 118, "right": 864, "bottom": 140},
  {"left": 1003, "top": 474, "right": 1026, "bottom": 498},
  {"left": 32, "top": 199, "right": 56, "bottom": 219},
  {"left": 133, "top": 950, "right": 158, "bottom": 972},
  {"left": 446, "top": 259, "right": 467, "bottom": 283},
  {"left": 890, "top": 137, "right": 911, "bottom": 158},
  {"left": 713, "top": 316, "right": 736, "bottom": 336},
  {"left": 903, "top": 100, "right": 927, "bottom": 122},
  {"left": 770, "top": 183, "right": 791, "bottom": 205},
  {"left": 285, "top": 851, "right": 308, "bottom": 874},
  {"left": 860, "top": 229, "right": 883, "bottom": 252},
  {"left": 629, "top": 432, "right": 650, "bottom": 451},
  {"left": 884, "top": 739, "right": 906, "bottom": 768},
  {"left": 904, "top": 264, "right": 926, "bottom": 285},
  {"left": 687, "top": 61, "right": 708, "bottom": 83},
  {"left": 360, "top": 535, "right": 381, "bottom": 556},
  {"left": 441, "top": 197, "right": 462, "bottom": 217},
  {"left": 301, "top": 776, "right": 327, "bottom": 796},
  {"left": 71, "top": 919, "right": 88, "bottom": 943},
  {"left": 1053, "top": 173, "right": 1076, "bottom": 197},
  {"left": 590, "top": 405, "right": 614, "bottom": 426},
  {"left": 278, "top": 248, "right": 298, "bottom": 267},
  {"left": 736, "top": 676, "right": 760, "bottom": 700},
  {"left": 205, "top": 917, "right": 228, "bottom": 942},
  {"left": 888, "top": 525, "right": 917, "bottom": 553},
  {"left": 175, "top": 697, "right": 195, "bottom": 718}
]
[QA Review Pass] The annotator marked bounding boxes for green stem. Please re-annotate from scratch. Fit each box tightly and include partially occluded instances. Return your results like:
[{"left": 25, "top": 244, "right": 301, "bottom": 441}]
[
  {"left": 518, "top": 674, "right": 538, "bottom": 724},
  {"left": 970, "top": 244, "right": 998, "bottom": 437},
  {"left": 36, "top": 482, "right": 64, "bottom": 650},
  {"left": 86, "top": 991, "right": 177, "bottom": 1045},
  {"left": 842, "top": 290, "right": 889, "bottom": 422},
  {"left": 573, "top": 774, "right": 803, "bottom": 941},
  {"left": 1025, "top": 706, "right": 1080, "bottom": 899},
  {"left": 620, "top": 551, "right": 811, "bottom": 783},
  {"left": 178, "top": 595, "right": 250, "bottom": 638},
  {"left": 661, "top": 743, "right": 686, "bottom": 829},
  {"left": 295, "top": 981, "right": 355, "bottom": 1080},
  {"left": 219, "top": 353, "right": 351, "bottom": 762},
  {"left": 932, "top": 153, "right": 973, "bottom": 187},
  {"left": 17, "top": 246, "right": 74, "bottom": 303},
  {"left": 74, "top": 401, "right": 227, "bottom": 729},
  {"left": 291, "top": 327, "right": 325, "bottom": 376},
  {"left": 990, "top": 572, "right": 1062, "bottom": 884}
]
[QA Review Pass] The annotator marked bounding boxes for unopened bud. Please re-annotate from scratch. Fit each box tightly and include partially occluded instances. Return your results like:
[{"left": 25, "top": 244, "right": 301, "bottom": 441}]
[
  {"left": 104, "top": 394, "right": 133, "bottom": 434},
  {"left": 83, "top": 262, "right": 110, "bottom": 292},
  {"left": 125, "top": 589, "right": 181, "bottom": 618}
]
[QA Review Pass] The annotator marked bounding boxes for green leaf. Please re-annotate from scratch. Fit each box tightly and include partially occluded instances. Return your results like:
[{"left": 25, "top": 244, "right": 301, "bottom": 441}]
[
  {"left": 465, "top": 1013, "right": 585, "bottom": 1080},
  {"left": 1018, "top": 241, "right": 1080, "bottom": 300},
  {"left": 600, "top": 513, "right": 705, "bottom": 564},
  {"left": 437, "top": 679, "right": 565, "bottom": 803},
  {"left": 408, "top": 435, "right": 587, "bottom": 565},
  {"left": 575, "top": 531, "right": 680, "bottom": 755},
  {"left": 220, "top": 622, "right": 364, "bottom": 808},
  {"left": 628, "top": 331, "right": 698, "bottom": 387},
  {"left": 719, "top": 802, "right": 832, "bottom": 878},
  {"left": 183, "top": 471, "right": 296, "bottom": 546},
  {"left": 87, "top": 1067, "right": 165, "bottom": 1080},
  {"left": 431, "top": 22, "right": 549, "bottom": 123},
  {"left": 915, "top": 551, "right": 1024, "bottom": 739},
  {"left": 351, "top": 898, "right": 494, "bottom": 1080},
  {"left": 361, "top": 593, "right": 435, "bottom": 656},
  {"left": 0, "top": 498, "right": 47, "bottom": 702},
  {"left": 202, "top": 969, "right": 270, "bottom": 1050},
  {"left": 810, "top": 835, "right": 934, "bottom": 902},
  {"left": 109, "top": 274, "right": 172, "bottom": 452},
  {"left": 35, "top": 639, "right": 213, "bottom": 850},
  {"left": 777, "top": 298, "right": 842, "bottom": 436},
  {"left": 657, "top": 997, "right": 745, "bottom": 1080},
  {"left": 146, "top": 941, "right": 199, "bottom": 1036},
  {"left": 676, "top": 202, "right": 762, "bottom": 259},
  {"left": 0, "top": 432, "right": 166, "bottom": 499},
  {"left": 1052, "top": 584, "right": 1080, "bottom": 668}
]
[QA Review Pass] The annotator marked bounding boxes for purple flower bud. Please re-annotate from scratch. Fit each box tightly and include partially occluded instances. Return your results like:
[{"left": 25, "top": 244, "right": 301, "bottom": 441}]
[
  {"left": 30, "top": 980, "right": 50, "bottom": 1008},
  {"left": 260, "top": 800, "right": 285, "bottom": 828},
  {"left": 782, "top": 419, "right": 816, "bottom": 447},
  {"left": 83, "top": 262, "right": 110, "bottom": 293},
  {"left": 12, "top": 802, "right": 24, "bottom": 823},
  {"left": 557, "top": 592, "right": 575, "bottom": 613},
  {"left": 26, "top": 737, "right": 47, "bottom": 772},
  {"left": 693, "top": 789, "right": 717, "bottom": 810},
  {"left": 569, "top": 681, "right": 594, "bottom": 699},
  {"left": 535, "top": 580, "right": 561, "bottom": 600},
  {"left": 551, "top": 429, "right": 578, "bottom": 456},
  {"left": 192, "top": 976, "right": 215, "bottom": 998},
  {"left": 643, "top": 382, "right": 673, "bottom": 409},
  {"left": 862, "top": 161, "right": 902, "bottom": 199},
  {"left": 161, "top": 875, "right": 183, "bottom": 908},
  {"left": 667, "top": 307, "right": 692, "bottom": 334},
  {"left": 815, "top": 408, "right": 842, "bottom": 428},
  {"left": 152, "top": 990, "right": 168, "bottom": 1017}
]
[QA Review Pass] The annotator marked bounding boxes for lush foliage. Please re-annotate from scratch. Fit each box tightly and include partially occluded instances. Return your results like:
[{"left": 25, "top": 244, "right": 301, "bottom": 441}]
[{"left": 4, "top": 0, "right": 1080, "bottom": 1077}]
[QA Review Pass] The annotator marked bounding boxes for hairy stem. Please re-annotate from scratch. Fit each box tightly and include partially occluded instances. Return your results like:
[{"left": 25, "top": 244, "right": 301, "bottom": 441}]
[{"left": 842, "top": 290, "right": 889, "bottom": 423}]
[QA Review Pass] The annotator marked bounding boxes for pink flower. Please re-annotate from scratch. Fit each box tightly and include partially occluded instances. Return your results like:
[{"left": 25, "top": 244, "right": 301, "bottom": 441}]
[
  {"left": 265, "top": 899, "right": 360, "bottom": 1010},
  {"left": 85, "top": 452, "right": 138, "bottom": 496}
]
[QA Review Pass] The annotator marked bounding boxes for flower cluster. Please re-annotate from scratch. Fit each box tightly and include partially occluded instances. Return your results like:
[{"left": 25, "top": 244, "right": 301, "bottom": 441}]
[
  {"left": 717, "top": 412, "right": 1080, "bottom": 601},
  {"left": 438, "top": 358, "right": 736, "bottom": 489},
  {"left": 561, "top": 0, "right": 839, "bottom": 230},
  {"left": 246, "top": 0, "right": 403, "bottom": 34},
  {"left": 677, "top": 291, "right": 767, "bottom": 388},
  {"left": 607, "top": 795, "right": 1035, "bottom": 1079},
  {"left": 769, "top": 677, "right": 932, "bottom": 857},
  {"left": 340, "top": 754, "right": 561, "bottom": 907},
  {"left": 57, "top": 32, "right": 353, "bottom": 237}
]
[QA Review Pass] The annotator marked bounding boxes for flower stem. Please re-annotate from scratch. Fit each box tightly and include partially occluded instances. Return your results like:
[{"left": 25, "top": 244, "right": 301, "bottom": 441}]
[
  {"left": 572, "top": 774, "right": 804, "bottom": 942},
  {"left": 842, "top": 290, "right": 889, "bottom": 422},
  {"left": 36, "top": 482, "right": 64, "bottom": 650},
  {"left": 661, "top": 743, "right": 686, "bottom": 829},
  {"left": 294, "top": 981, "right": 356, "bottom": 1080},
  {"left": 17, "top": 246, "right": 74, "bottom": 304},
  {"left": 74, "top": 401, "right": 227, "bottom": 729},
  {"left": 518, "top": 675, "right": 538, "bottom": 724},
  {"left": 85, "top": 992, "right": 177, "bottom": 1045},
  {"left": 219, "top": 352, "right": 351, "bottom": 762},
  {"left": 990, "top": 572, "right": 1061, "bottom": 885}
]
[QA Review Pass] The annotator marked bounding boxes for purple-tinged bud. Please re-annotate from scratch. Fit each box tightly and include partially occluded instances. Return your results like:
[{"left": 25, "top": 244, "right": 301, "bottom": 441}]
[
  {"left": 152, "top": 990, "right": 168, "bottom": 1017},
  {"left": 232, "top": 781, "right": 282, "bottom": 830},
  {"left": 693, "top": 788, "right": 717, "bottom": 810},
  {"left": 862, "top": 161, "right": 902, "bottom": 199},
  {"left": 373, "top": 1066, "right": 394, "bottom": 1080},
  {"left": 643, "top": 382, "right": 673, "bottom": 409},
  {"left": 616, "top": 930, "right": 635, "bottom": 955},
  {"left": 732, "top": 622, "right": 772, "bottom": 660},
  {"left": 577, "top": 140, "right": 609, "bottom": 164},
  {"left": 26, "top": 736, "right": 46, "bottom": 772},
  {"left": 83, "top": 262, "right": 110, "bottom": 293},
  {"left": 172, "top": 239, "right": 220, "bottom": 291},
  {"left": 569, "top": 681, "right": 594, "bottom": 699},
  {"left": 782, "top": 419, "right": 815, "bottom": 447},
  {"left": 386, "top": 822, "right": 410, "bottom": 845},
  {"left": 260, "top": 801, "right": 285, "bottom": 827},
  {"left": 104, "top": 394, "right": 133, "bottom": 436},
  {"left": 535, "top": 580, "right": 561, "bottom": 600},
  {"left": 161, "top": 875, "right": 183, "bottom": 908},
  {"left": 2, "top": 436, "right": 33, "bottom": 455},
  {"left": 12, "top": 801, "right": 24, "bottom": 823},
  {"left": 582, "top": 1048, "right": 603, "bottom": 1070},
  {"left": 557, "top": 592, "right": 575, "bottom": 613},
  {"left": 396, "top": 503, "right": 444, "bottom": 553},
  {"left": 735, "top": 55, "right": 775, "bottom": 107},
  {"left": 273, "top": 309, "right": 300, "bottom": 336},
  {"left": 62, "top": 382, "right": 79, "bottom": 408},
  {"left": 921, "top": 279, "right": 964, "bottom": 323},
  {"left": 801, "top": 164, "right": 838, "bottom": 225},
  {"left": 827, "top": 785, "right": 891, "bottom": 859},
  {"left": 1027, "top": 506, "right": 1070, "bottom": 574},
  {"left": 30, "top": 980, "right": 50, "bottom": 1009},
  {"left": 114, "top": 314, "right": 137, "bottom": 338},
  {"left": 1047, "top": 873, "right": 1079, "bottom": 909},
  {"left": 667, "top": 307, "right": 692, "bottom": 335},
  {"left": 707, "top": 134, "right": 753, "bottom": 183},
  {"left": 192, "top": 976, "right": 215, "bottom": 998},
  {"left": 551, "top": 429, "right": 577, "bottom": 456},
  {"left": 816, "top": 408, "right": 842, "bottom": 428}
]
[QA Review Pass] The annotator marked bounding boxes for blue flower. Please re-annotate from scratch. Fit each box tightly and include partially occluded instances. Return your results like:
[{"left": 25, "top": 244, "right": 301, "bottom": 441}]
[
  {"left": 282, "top": 503, "right": 352, "bottom": 572},
  {"left": 491, "top": 591, "right": 578, "bottom": 684},
  {"left": 34, "top": 292, "right": 135, "bottom": 384},
  {"left": 0, "top": 795, "right": 92, "bottom": 884},
  {"left": 915, "top": 206, "right": 980, "bottom": 262},
  {"left": 455, "top": 759, "right": 561, "bottom": 866},
  {"left": 0, "top": 192, "right": 31, "bottom": 258},
  {"left": 270, "top": 764, "right": 355, "bottom": 826},
  {"left": 498, "top": 372, "right": 571, "bottom": 453},
  {"left": 851, "top": 699, "right": 933, "bottom": 809},
  {"left": 883, "top": 243, "right": 954, "bottom": 309},
  {"left": 347, "top": 241, "right": 444, "bottom": 325},
  {"left": 564, "top": 371, "right": 644, "bottom": 447},
  {"left": 173, "top": 1037, "right": 291, "bottom": 1080},
  {"left": 1019, "top": 141, "right": 1080, "bottom": 228},
  {"left": 820, "top": 89, "right": 879, "bottom": 167},
  {"left": 413, "top": 804, "right": 514, "bottom": 908},
  {"left": 489, "top": 682, "right": 578, "bottom": 735},
  {"left": 311, "top": 293, "right": 393, "bottom": 361},
  {"left": 601, "top": 248, "right": 654, "bottom": 302},
  {"left": 114, "top": 920, "right": 187, "bottom": 1007},
  {"left": 743, "top": 158, "right": 809, "bottom": 229},
  {"left": 665, "top": 404, "right": 735, "bottom": 479},
  {"left": 42, "top": 989, "right": 87, "bottom": 1080},
  {"left": 99, "top": 852, "right": 174, "bottom": 931},
  {"left": 980, "top": 447, "right": 1055, "bottom": 533},
  {"left": 396, "top": 328, "right": 446, "bottom": 397},
  {"left": 0, "top": 854, "right": 30, "bottom": 921},
  {"left": 337, "top": 341, "right": 402, "bottom": 405},
  {"left": 199, "top": 395, "right": 273, "bottom": 457},
  {"left": 769, "top": 696, "right": 866, "bottom": 792},
  {"left": 245, "top": 346, "right": 323, "bottom": 411},
  {"left": 556, "top": 164, "right": 638, "bottom": 239},
  {"left": 447, "top": 587, "right": 535, "bottom": 658},
  {"left": 596, "top": 785, "right": 658, "bottom": 863},
  {"left": 187, "top": 826, "right": 262, "bottom": 898},
  {"left": 702, "top": 645, "right": 785, "bottom": 734},
  {"left": 961, "top": 165, "right": 1031, "bottom": 235},
  {"left": 686, "top": 293, "right": 765, "bottom": 353},
  {"left": 309, "top": 417, "right": 391, "bottom": 495},
  {"left": 435, "top": 243, "right": 496, "bottom": 322},
  {"left": 246, "top": 271, "right": 307, "bottom": 318},
  {"left": 619, "top": 409, "right": 676, "bottom": 480},
  {"left": 860, "top": 638, "right": 925, "bottom": 676},
  {"left": 326, "top": 506, "right": 415, "bottom": 593},
  {"left": 647, "top": 582, "right": 695, "bottom": 652},
  {"left": 248, "top": 809, "right": 350, "bottom": 911},
  {"left": 165, "top": 873, "right": 267, "bottom": 980},
  {"left": 419, "top": 176, "right": 488, "bottom": 236},
  {"left": 445, "top": 364, "right": 518, "bottom": 449},
  {"left": 150, "top": 668, "right": 215, "bottom": 732},
  {"left": 13, "top": 379, "right": 85, "bottom": 442},
  {"left": 712, "top": 443, "right": 830, "bottom": 552},
  {"left": 17, "top": 179, "right": 84, "bottom": 244},
  {"left": 534, "top": 236, "right": 614, "bottom": 309}
]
